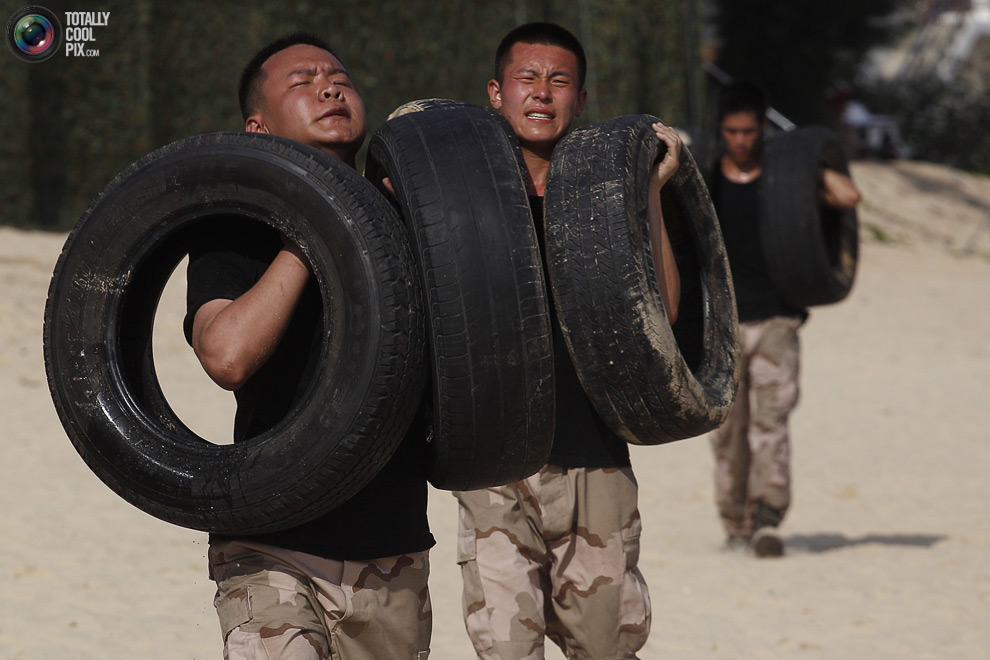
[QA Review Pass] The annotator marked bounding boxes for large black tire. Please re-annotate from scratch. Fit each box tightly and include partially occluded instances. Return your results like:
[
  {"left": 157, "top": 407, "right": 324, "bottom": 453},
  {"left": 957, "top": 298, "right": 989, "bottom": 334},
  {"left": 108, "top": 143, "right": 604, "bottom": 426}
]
[
  {"left": 43, "top": 132, "right": 425, "bottom": 534},
  {"left": 544, "top": 114, "right": 739, "bottom": 445},
  {"left": 760, "top": 126, "right": 859, "bottom": 307},
  {"left": 366, "top": 103, "right": 554, "bottom": 489}
]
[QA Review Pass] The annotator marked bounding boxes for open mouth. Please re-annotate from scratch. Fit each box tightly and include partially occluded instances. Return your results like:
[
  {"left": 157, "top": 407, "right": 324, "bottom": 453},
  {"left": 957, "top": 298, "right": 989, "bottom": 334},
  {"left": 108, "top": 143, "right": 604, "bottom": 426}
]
[{"left": 526, "top": 111, "right": 554, "bottom": 121}]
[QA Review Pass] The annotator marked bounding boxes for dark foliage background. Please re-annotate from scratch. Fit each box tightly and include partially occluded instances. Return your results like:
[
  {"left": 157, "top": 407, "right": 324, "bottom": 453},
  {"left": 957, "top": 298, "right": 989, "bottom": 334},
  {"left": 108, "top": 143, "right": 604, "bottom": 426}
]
[
  {"left": 861, "top": 78, "right": 990, "bottom": 175},
  {"left": 3, "top": 0, "right": 926, "bottom": 232},
  {"left": 712, "top": 0, "right": 906, "bottom": 125},
  {"left": 1, "top": 0, "right": 704, "bottom": 231}
]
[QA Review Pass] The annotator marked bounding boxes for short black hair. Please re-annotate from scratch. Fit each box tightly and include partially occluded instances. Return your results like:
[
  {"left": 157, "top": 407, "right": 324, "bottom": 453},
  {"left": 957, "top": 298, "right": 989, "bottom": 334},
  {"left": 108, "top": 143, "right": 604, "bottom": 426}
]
[
  {"left": 717, "top": 81, "right": 769, "bottom": 123},
  {"left": 238, "top": 32, "right": 337, "bottom": 121},
  {"left": 494, "top": 22, "right": 587, "bottom": 89}
]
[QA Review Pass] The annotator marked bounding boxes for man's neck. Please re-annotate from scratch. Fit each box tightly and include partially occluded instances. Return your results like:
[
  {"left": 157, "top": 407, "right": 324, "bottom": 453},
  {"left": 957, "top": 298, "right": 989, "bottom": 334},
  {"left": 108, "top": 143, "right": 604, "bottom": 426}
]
[
  {"left": 521, "top": 145, "right": 553, "bottom": 197},
  {"left": 720, "top": 154, "right": 761, "bottom": 184},
  {"left": 319, "top": 144, "right": 357, "bottom": 169}
]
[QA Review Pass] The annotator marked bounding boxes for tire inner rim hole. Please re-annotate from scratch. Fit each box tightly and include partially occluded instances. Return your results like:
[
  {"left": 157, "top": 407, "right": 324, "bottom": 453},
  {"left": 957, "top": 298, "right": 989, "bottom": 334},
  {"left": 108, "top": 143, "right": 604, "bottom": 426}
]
[
  {"left": 152, "top": 252, "right": 238, "bottom": 445},
  {"left": 148, "top": 214, "right": 323, "bottom": 447}
]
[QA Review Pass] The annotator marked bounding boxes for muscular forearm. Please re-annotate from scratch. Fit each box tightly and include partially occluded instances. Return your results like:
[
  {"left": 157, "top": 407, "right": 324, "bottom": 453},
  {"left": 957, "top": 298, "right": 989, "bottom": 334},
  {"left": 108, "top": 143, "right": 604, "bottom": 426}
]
[
  {"left": 192, "top": 245, "right": 311, "bottom": 390},
  {"left": 648, "top": 181, "right": 681, "bottom": 324},
  {"left": 820, "top": 168, "right": 861, "bottom": 209},
  {"left": 648, "top": 122, "right": 682, "bottom": 324}
]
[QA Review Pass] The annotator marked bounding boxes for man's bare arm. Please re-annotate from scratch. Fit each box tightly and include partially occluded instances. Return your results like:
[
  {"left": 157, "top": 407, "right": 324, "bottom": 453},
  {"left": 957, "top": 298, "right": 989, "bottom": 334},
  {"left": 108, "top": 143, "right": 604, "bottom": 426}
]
[
  {"left": 648, "top": 122, "right": 682, "bottom": 324},
  {"left": 820, "top": 168, "right": 861, "bottom": 209},
  {"left": 191, "top": 241, "right": 311, "bottom": 391}
]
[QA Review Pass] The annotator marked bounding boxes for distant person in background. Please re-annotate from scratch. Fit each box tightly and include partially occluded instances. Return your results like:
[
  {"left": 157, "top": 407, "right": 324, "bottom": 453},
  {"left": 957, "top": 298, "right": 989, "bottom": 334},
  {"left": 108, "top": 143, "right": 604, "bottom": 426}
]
[{"left": 709, "top": 81, "right": 860, "bottom": 558}]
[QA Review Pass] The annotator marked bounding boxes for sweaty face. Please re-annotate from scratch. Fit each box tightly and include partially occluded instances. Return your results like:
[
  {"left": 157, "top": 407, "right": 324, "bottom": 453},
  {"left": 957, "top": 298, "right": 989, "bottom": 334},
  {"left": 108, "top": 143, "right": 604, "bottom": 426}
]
[
  {"left": 247, "top": 44, "right": 367, "bottom": 164},
  {"left": 490, "top": 42, "right": 587, "bottom": 157},
  {"left": 720, "top": 110, "right": 764, "bottom": 168}
]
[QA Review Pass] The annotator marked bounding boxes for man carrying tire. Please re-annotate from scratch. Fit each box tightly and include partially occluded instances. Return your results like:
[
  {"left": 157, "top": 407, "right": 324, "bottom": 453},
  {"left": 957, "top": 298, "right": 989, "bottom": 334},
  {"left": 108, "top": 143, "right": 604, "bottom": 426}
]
[
  {"left": 453, "top": 23, "right": 682, "bottom": 660},
  {"left": 184, "top": 33, "right": 433, "bottom": 659},
  {"left": 708, "top": 82, "right": 861, "bottom": 558}
]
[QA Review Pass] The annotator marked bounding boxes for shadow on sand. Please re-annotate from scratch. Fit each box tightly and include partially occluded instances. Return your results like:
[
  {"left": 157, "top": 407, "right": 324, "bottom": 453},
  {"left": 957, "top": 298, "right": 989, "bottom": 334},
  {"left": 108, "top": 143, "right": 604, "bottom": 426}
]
[{"left": 784, "top": 532, "right": 947, "bottom": 554}]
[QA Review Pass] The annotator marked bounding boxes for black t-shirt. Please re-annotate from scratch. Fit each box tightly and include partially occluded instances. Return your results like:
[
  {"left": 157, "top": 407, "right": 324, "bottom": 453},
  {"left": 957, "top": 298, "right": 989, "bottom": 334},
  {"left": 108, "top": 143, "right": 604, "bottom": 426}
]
[
  {"left": 711, "top": 170, "right": 807, "bottom": 323},
  {"left": 183, "top": 219, "right": 434, "bottom": 560},
  {"left": 531, "top": 197, "right": 631, "bottom": 468}
]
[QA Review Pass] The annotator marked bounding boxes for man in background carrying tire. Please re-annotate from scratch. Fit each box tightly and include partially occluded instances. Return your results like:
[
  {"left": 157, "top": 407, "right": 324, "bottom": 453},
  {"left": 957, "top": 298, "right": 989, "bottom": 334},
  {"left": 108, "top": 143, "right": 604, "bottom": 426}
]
[
  {"left": 453, "top": 23, "right": 682, "bottom": 660},
  {"left": 184, "top": 33, "right": 433, "bottom": 659},
  {"left": 708, "top": 82, "right": 861, "bottom": 558}
]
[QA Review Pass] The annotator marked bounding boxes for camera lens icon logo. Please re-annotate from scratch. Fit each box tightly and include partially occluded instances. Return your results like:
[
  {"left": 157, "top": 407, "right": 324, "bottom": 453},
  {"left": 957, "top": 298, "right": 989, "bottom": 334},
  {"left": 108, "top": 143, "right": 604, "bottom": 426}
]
[{"left": 6, "top": 6, "right": 61, "bottom": 63}]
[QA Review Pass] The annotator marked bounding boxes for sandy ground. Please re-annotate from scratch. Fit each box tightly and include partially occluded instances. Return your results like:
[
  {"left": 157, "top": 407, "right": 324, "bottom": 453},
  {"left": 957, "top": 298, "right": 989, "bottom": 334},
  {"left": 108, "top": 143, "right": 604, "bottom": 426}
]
[{"left": 1, "top": 159, "right": 989, "bottom": 659}]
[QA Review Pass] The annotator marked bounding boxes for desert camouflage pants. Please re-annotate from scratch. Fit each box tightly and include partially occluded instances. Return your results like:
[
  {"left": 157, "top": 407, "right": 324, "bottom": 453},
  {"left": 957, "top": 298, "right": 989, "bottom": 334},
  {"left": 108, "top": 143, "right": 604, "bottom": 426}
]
[
  {"left": 710, "top": 316, "right": 801, "bottom": 537},
  {"left": 207, "top": 539, "right": 431, "bottom": 660},
  {"left": 454, "top": 465, "right": 650, "bottom": 660}
]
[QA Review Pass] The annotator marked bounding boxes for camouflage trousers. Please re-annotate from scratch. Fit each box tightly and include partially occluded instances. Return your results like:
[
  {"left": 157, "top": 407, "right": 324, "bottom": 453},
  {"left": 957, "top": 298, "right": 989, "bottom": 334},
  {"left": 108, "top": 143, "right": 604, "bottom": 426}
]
[
  {"left": 454, "top": 465, "right": 650, "bottom": 660},
  {"left": 710, "top": 316, "right": 801, "bottom": 537},
  {"left": 207, "top": 539, "right": 431, "bottom": 660}
]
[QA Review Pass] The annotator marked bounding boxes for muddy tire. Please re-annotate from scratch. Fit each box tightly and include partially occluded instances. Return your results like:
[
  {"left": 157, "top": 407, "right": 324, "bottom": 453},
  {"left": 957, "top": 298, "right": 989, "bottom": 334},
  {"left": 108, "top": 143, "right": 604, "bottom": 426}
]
[{"left": 544, "top": 114, "right": 740, "bottom": 445}]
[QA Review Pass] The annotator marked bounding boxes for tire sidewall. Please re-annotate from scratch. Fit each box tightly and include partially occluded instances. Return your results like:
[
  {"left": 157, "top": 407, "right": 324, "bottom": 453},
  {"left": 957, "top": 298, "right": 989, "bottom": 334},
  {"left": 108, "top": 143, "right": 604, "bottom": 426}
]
[
  {"left": 759, "top": 126, "right": 859, "bottom": 307},
  {"left": 44, "top": 132, "right": 423, "bottom": 532}
]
